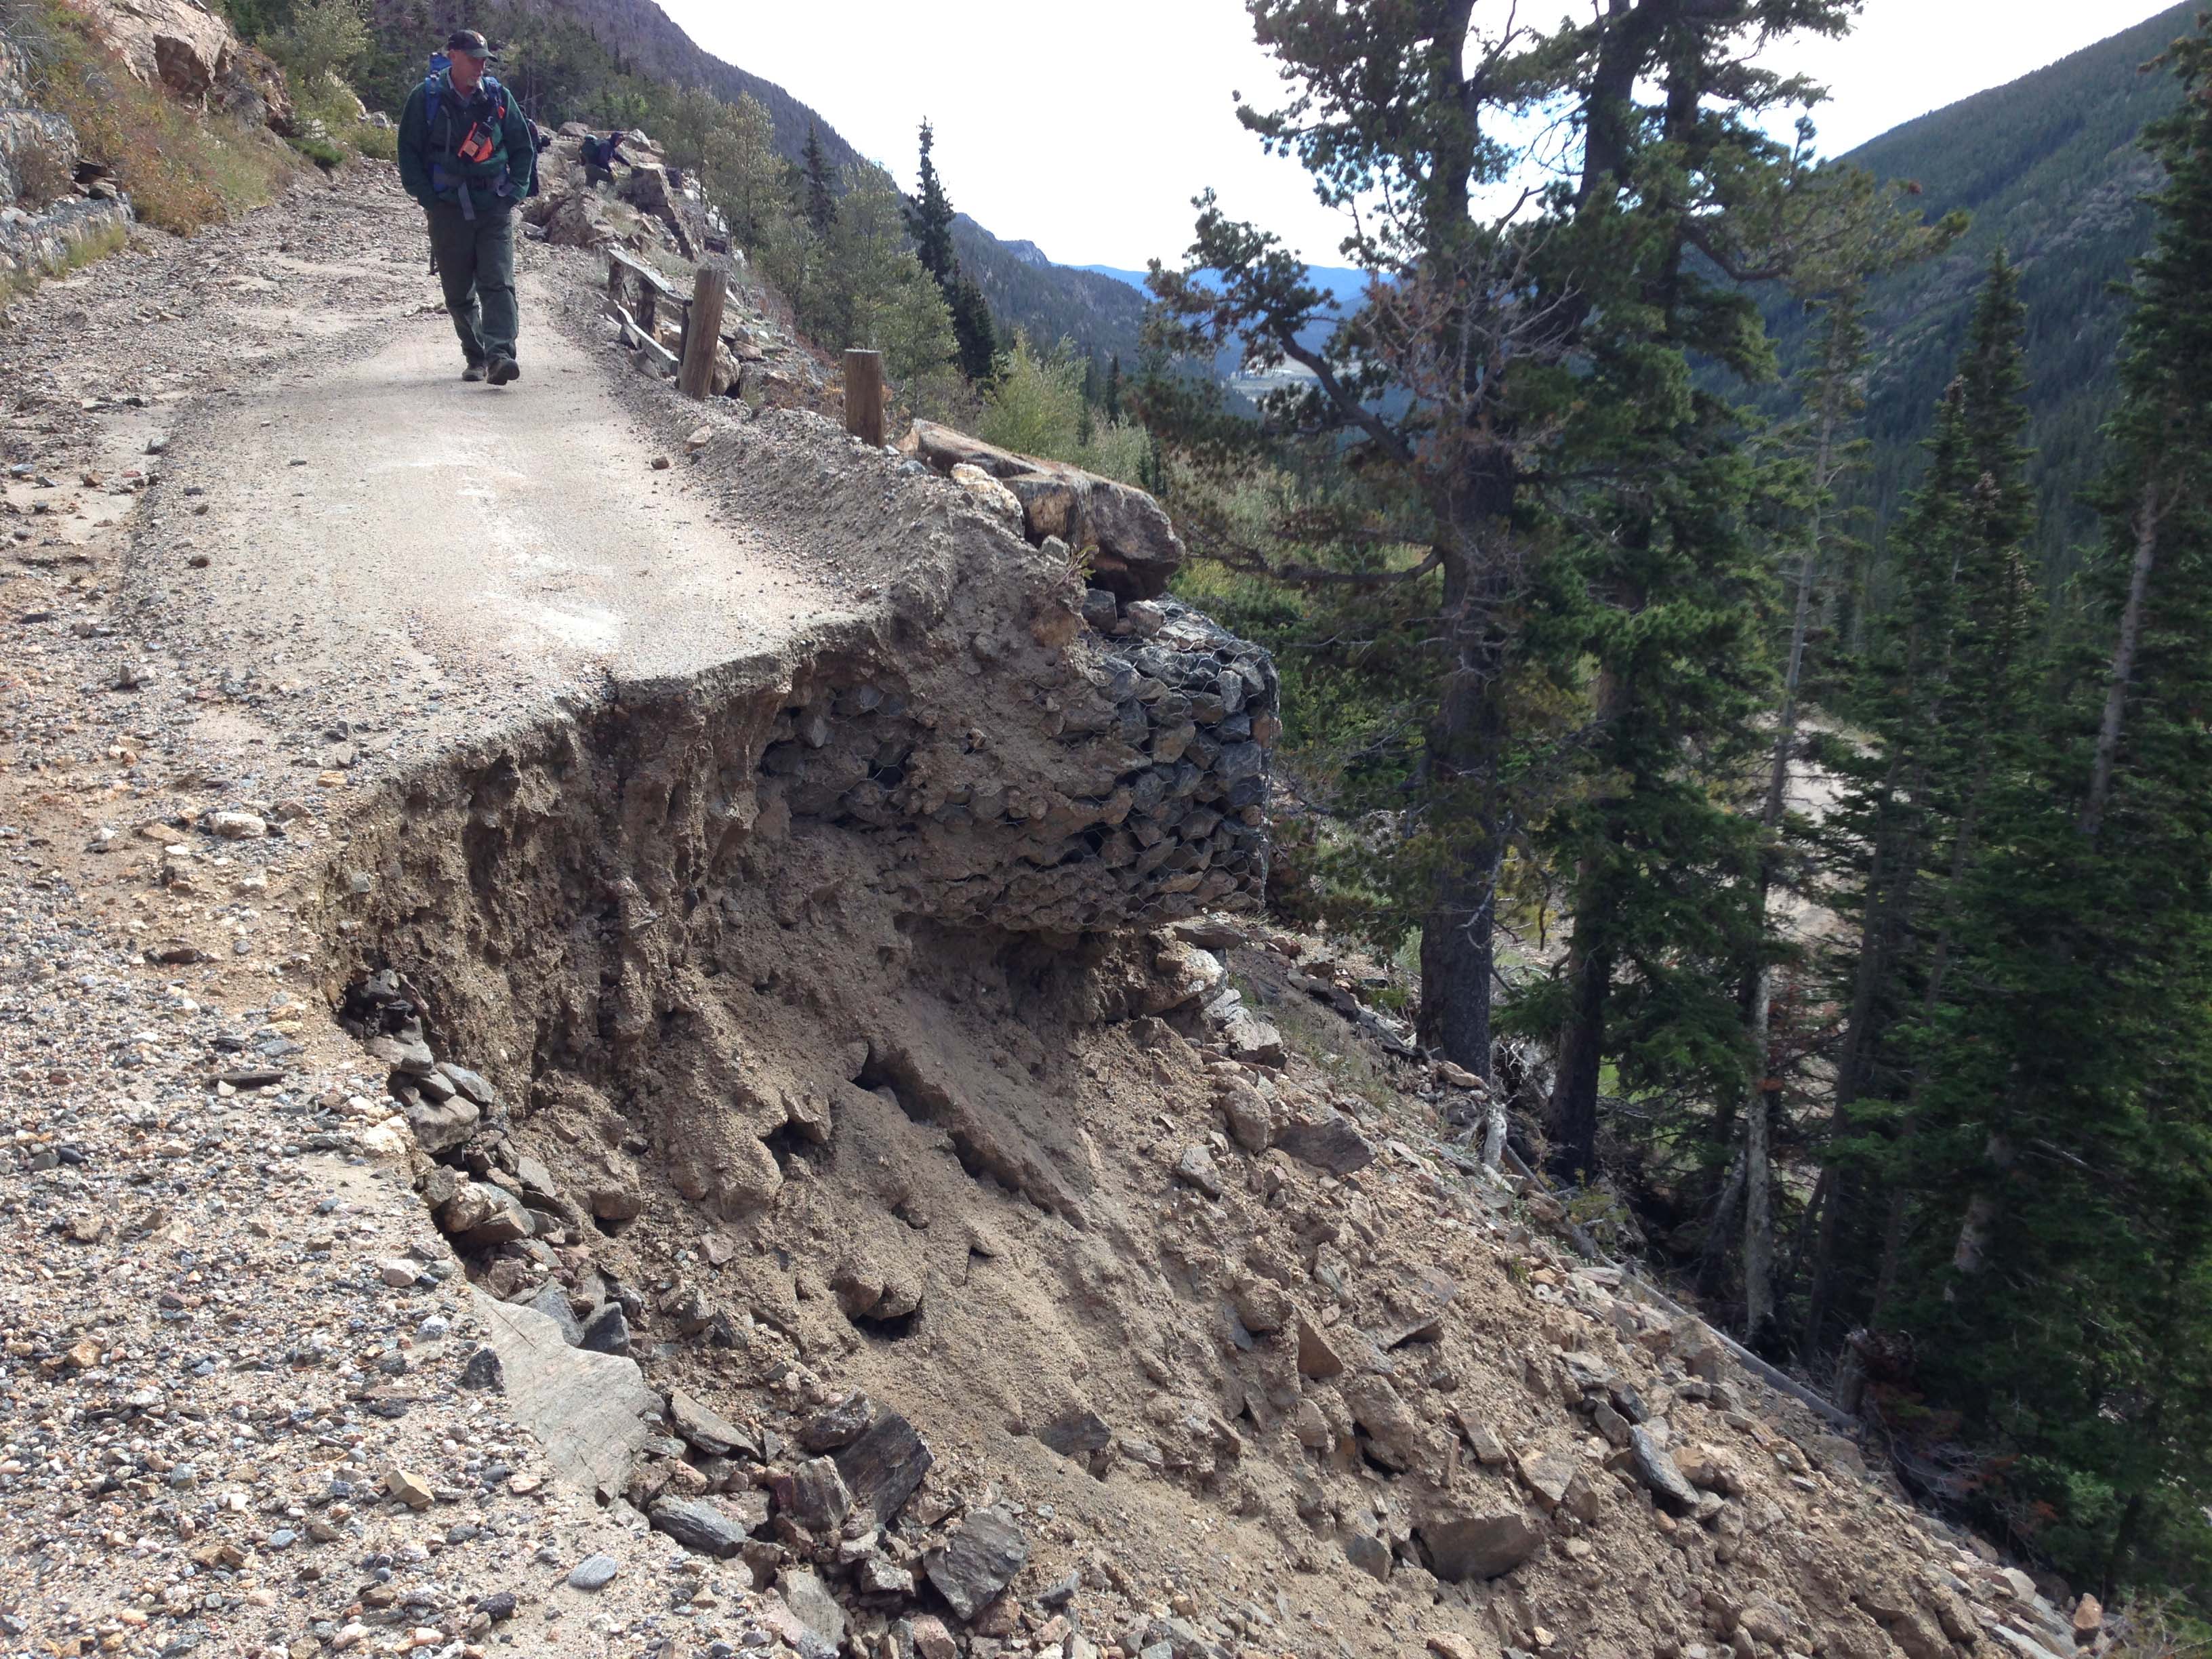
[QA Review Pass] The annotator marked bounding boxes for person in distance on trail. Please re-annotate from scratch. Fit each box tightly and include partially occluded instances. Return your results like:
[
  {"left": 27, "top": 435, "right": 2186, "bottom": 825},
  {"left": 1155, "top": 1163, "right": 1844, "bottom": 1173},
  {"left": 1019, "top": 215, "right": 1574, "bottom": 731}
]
[
  {"left": 396, "top": 29, "right": 539, "bottom": 386},
  {"left": 581, "top": 131, "right": 634, "bottom": 188}
]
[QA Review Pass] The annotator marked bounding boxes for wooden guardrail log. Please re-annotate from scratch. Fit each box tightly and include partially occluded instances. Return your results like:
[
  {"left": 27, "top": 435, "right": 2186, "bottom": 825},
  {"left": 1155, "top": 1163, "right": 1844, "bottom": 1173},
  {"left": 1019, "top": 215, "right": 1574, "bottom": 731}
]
[
  {"left": 844, "top": 348, "right": 884, "bottom": 447},
  {"left": 677, "top": 263, "right": 729, "bottom": 401}
]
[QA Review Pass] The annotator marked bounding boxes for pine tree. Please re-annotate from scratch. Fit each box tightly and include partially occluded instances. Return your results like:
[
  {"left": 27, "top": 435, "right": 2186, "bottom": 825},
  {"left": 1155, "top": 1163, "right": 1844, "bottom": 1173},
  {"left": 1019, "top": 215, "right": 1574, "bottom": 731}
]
[
  {"left": 800, "top": 122, "right": 836, "bottom": 236},
  {"left": 1104, "top": 353, "right": 1122, "bottom": 423},
  {"left": 1147, "top": 0, "right": 1864, "bottom": 1082},
  {"left": 905, "top": 119, "right": 957, "bottom": 287},
  {"left": 949, "top": 276, "right": 998, "bottom": 383},
  {"left": 1734, "top": 176, "right": 1963, "bottom": 1339},
  {"left": 902, "top": 120, "right": 996, "bottom": 382},
  {"left": 1795, "top": 255, "right": 2043, "bottom": 1366},
  {"left": 1885, "top": 20, "right": 2212, "bottom": 1591}
]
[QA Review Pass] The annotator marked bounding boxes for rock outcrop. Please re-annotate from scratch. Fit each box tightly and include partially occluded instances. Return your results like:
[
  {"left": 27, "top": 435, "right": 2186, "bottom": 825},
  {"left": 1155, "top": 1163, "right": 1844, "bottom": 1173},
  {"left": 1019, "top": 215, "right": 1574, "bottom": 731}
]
[
  {"left": 0, "top": 22, "right": 130, "bottom": 285},
  {"left": 75, "top": 0, "right": 293, "bottom": 132}
]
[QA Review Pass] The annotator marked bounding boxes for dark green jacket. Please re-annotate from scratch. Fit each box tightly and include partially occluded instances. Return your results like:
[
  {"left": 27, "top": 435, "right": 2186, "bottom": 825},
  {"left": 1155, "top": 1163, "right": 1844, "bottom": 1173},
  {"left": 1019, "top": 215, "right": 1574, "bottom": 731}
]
[{"left": 396, "top": 73, "right": 537, "bottom": 213}]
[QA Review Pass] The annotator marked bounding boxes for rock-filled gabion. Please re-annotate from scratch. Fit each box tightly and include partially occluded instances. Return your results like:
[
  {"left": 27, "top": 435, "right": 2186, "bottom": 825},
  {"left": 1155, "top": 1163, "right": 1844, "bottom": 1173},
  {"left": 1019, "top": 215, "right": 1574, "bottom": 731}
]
[{"left": 755, "top": 598, "right": 1276, "bottom": 934}]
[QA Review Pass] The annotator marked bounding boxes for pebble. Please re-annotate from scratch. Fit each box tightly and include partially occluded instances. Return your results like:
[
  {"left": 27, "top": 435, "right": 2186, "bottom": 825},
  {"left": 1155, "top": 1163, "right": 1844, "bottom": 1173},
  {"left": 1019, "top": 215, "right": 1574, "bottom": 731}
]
[{"left": 567, "top": 1554, "right": 620, "bottom": 1591}]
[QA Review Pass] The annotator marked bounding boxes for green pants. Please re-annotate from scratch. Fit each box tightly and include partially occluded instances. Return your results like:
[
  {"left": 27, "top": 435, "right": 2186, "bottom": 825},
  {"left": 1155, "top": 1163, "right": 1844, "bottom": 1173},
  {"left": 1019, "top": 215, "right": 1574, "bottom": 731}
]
[{"left": 426, "top": 199, "right": 518, "bottom": 363}]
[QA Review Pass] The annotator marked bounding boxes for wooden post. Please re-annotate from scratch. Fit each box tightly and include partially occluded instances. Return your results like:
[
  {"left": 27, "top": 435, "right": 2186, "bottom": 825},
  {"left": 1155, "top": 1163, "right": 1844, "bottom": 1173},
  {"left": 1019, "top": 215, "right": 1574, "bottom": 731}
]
[
  {"left": 678, "top": 262, "right": 729, "bottom": 400},
  {"left": 844, "top": 348, "right": 885, "bottom": 447}
]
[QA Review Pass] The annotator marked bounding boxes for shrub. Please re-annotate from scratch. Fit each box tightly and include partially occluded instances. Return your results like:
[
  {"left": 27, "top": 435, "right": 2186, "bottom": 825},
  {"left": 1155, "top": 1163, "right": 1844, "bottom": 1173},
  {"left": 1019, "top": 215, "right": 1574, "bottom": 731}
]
[
  {"left": 977, "top": 333, "right": 1153, "bottom": 483},
  {"left": 350, "top": 118, "right": 396, "bottom": 163},
  {"left": 264, "top": 0, "right": 365, "bottom": 87},
  {"left": 16, "top": 0, "right": 299, "bottom": 235},
  {"left": 11, "top": 125, "right": 74, "bottom": 208}
]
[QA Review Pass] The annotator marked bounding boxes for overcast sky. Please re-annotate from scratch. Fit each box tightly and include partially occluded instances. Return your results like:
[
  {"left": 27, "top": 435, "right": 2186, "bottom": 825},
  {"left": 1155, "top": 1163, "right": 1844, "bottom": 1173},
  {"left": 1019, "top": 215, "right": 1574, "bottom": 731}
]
[{"left": 657, "top": 0, "right": 2184, "bottom": 271}]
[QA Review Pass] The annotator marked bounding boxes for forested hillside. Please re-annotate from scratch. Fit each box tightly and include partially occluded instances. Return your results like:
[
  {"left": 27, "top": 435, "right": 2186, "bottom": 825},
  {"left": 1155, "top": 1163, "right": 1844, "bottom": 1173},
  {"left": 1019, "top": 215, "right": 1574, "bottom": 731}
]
[
  {"left": 1142, "top": 0, "right": 2212, "bottom": 1615},
  {"left": 1784, "top": 3, "right": 2189, "bottom": 587}
]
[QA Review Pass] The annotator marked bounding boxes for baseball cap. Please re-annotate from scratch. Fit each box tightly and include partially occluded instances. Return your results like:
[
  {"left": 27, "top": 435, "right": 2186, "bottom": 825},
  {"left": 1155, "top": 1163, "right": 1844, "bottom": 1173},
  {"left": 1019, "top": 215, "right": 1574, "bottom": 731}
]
[{"left": 445, "top": 29, "right": 495, "bottom": 59}]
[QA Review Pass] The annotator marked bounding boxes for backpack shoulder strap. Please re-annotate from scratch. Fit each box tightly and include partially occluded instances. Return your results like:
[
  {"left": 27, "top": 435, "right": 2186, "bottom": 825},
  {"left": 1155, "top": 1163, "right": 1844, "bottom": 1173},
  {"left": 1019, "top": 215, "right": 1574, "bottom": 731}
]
[{"left": 422, "top": 73, "right": 443, "bottom": 137}]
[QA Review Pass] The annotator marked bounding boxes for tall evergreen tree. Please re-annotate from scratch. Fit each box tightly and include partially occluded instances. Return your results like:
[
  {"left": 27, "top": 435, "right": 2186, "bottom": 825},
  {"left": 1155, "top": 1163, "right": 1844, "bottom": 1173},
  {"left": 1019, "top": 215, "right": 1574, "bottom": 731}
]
[
  {"left": 1104, "top": 353, "right": 1122, "bottom": 423},
  {"left": 905, "top": 119, "right": 958, "bottom": 287},
  {"left": 800, "top": 122, "right": 837, "bottom": 236},
  {"left": 1885, "top": 20, "right": 2212, "bottom": 1592},
  {"left": 949, "top": 276, "right": 998, "bottom": 384},
  {"left": 1147, "top": 0, "right": 1864, "bottom": 1083},
  {"left": 1796, "top": 254, "right": 2043, "bottom": 1364},
  {"left": 903, "top": 119, "right": 997, "bottom": 382},
  {"left": 1732, "top": 176, "right": 1963, "bottom": 1338}
]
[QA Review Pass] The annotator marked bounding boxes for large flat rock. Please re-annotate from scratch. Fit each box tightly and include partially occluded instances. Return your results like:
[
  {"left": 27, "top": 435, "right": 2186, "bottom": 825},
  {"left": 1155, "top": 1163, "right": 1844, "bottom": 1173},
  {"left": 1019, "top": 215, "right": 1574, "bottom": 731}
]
[{"left": 472, "top": 1288, "right": 661, "bottom": 1499}]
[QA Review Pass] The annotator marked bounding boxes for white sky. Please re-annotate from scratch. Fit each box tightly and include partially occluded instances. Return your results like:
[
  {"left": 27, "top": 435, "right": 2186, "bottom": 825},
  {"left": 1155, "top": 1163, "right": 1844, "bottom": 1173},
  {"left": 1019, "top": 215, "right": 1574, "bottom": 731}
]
[{"left": 658, "top": 0, "right": 2182, "bottom": 271}]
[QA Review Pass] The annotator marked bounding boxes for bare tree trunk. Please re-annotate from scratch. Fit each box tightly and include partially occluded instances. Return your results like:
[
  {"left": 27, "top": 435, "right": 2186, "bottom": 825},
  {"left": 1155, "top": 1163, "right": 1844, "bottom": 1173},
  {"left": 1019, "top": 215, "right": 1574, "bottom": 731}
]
[
  {"left": 1547, "top": 935, "right": 1612, "bottom": 1183},
  {"left": 1948, "top": 1132, "right": 2014, "bottom": 1284},
  {"left": 1418, "top": 508, "right": 1517, "bottom": 1082},
  {"left": 1419, "top": 829, "right": 1502, "bottom": 1078},
  {"left": 1697, "top": 1145, "right": 1748, "bottom": 1296},
  {"left": 1739, "top": 402, "right": 1834, "bottom": 1345},
  {"left": 1744, "top": 1035, "right": 1777, "bottom": 1343},
  {"left": 2081, "top": 477, "right": 2163, "bottom": 842}
]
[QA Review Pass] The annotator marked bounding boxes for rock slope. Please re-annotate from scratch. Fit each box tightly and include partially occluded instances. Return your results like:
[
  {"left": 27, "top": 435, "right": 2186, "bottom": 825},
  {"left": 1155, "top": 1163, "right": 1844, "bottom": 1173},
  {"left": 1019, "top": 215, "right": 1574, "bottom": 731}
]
[{"left": 0, "top": 160, "right": 2109, "bottom": 1659}]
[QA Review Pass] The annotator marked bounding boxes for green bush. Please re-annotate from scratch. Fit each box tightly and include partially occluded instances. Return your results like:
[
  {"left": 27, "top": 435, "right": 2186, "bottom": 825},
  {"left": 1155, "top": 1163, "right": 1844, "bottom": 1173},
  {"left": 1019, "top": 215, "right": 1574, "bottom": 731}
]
[
  {"left": 350, "top": 119, "right": 396, "bottom": 162},
  {"left": 977, "top": 333, "right": 1153, "bottom": 483}
]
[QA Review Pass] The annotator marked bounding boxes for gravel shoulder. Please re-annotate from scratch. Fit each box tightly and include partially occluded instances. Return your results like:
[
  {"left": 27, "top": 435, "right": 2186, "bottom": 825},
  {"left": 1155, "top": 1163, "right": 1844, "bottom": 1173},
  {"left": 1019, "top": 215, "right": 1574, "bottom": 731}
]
[{"left": 0, "top": 165, "right": 846, "bottom": 1659}]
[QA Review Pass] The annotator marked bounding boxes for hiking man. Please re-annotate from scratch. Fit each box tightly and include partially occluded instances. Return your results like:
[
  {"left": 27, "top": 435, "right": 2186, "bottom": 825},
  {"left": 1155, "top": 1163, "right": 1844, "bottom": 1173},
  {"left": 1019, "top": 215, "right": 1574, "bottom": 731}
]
[
  {"left": 581, "top": 131, "right": 632, "bottom": 188},
  {"left": 397, "top": 30, "right": 537, "bottom": 385}
]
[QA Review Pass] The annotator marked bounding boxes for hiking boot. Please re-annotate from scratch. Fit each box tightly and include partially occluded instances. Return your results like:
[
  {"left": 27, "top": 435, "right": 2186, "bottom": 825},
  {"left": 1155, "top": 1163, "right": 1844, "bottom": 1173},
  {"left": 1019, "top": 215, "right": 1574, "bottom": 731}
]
[
  {"left": 461, "top": 361, "right": 487, "bottom": 382},
  {"left": 487, "top": 354, "right": 521, "bottom": 386}
]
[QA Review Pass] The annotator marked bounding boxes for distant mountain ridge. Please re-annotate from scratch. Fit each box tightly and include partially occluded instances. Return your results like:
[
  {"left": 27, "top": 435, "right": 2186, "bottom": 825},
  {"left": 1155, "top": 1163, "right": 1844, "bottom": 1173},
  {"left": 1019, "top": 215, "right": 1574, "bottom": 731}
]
[{"left": 1779, "top": 3, "right": 2192, "bottom": 583}]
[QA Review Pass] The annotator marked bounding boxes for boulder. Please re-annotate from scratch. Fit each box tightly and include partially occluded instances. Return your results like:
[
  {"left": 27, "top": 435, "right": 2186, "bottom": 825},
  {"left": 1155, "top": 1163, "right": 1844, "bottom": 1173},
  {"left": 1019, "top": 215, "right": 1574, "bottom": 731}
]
[
  {"left": 775, "top": 1568, "right": 847, "bottom": 1652},
  {"left": 1343, "top": 1530, "right": 1393, "bottom": 1582},
  {"left": 1221, "top": 1011, "right": 1287, "bottom": 1067},
  {"left": 1216, "top": 1080, "right": 1275, "bottom": 1152},
  {"left": 797, "top": 1391, "right": 874, "bottom": 1452},
  {"left": 1341, "top": 1374, "right": 1433, "bottom": 1471},
  {"left": 1416, "top": 1507, "right": 1542, "bottom": 1582},
  {"left": 670, "top": 1389, "right": 760, "bottom": 1459},
  {"left": 1294, "top": 1312, "right": 1346, "bottom": 1380},
  {"left": 832, "top": 1408, "right": 935, "bottom": 1528},
  {"left": 471, "top": 1288, "right": 659, "bottom": 1498},
  {"left": 649, "top": 1495, "right": 754, "bottom": 1557},
  {"left": 778, "top": 1456, "right": 853, "bottom": 1532},
  {"left": 577, "top": 1301, "right": 630, "bottom": 1355},
  {"left": 533, "top": 190, "right": 615, "bottom": 250},
  {"left": 523, "top": 1282, "right": 583, "bottom": 1347},
  {"left": 438, "top": 1181, "right": 531, "bottom": 1245},
  {"left": 951, "top": 462, "right": 1023, "bottom": 527},
  {"left": 405, "top": 1095, "right": 479, "bottom": 1157},
  {"left": 1276, "top": 1111, "right": 1376, "bottom": 1177},
  {"left": 903, "top": 419, "right": 1184, "bottom": 598},
  {"left": 77, "top": 0, "right": 291, "bottom": 131},
  {"left": 1629, "top": 1426, "right": 1700, "bottom": 1513},
  {"left": 924, "top": 1505, "right": 1029, "bottom": 1622},
  {"left": 1174, "top": 1143, "right": 1224, "bottom": 1197}
]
